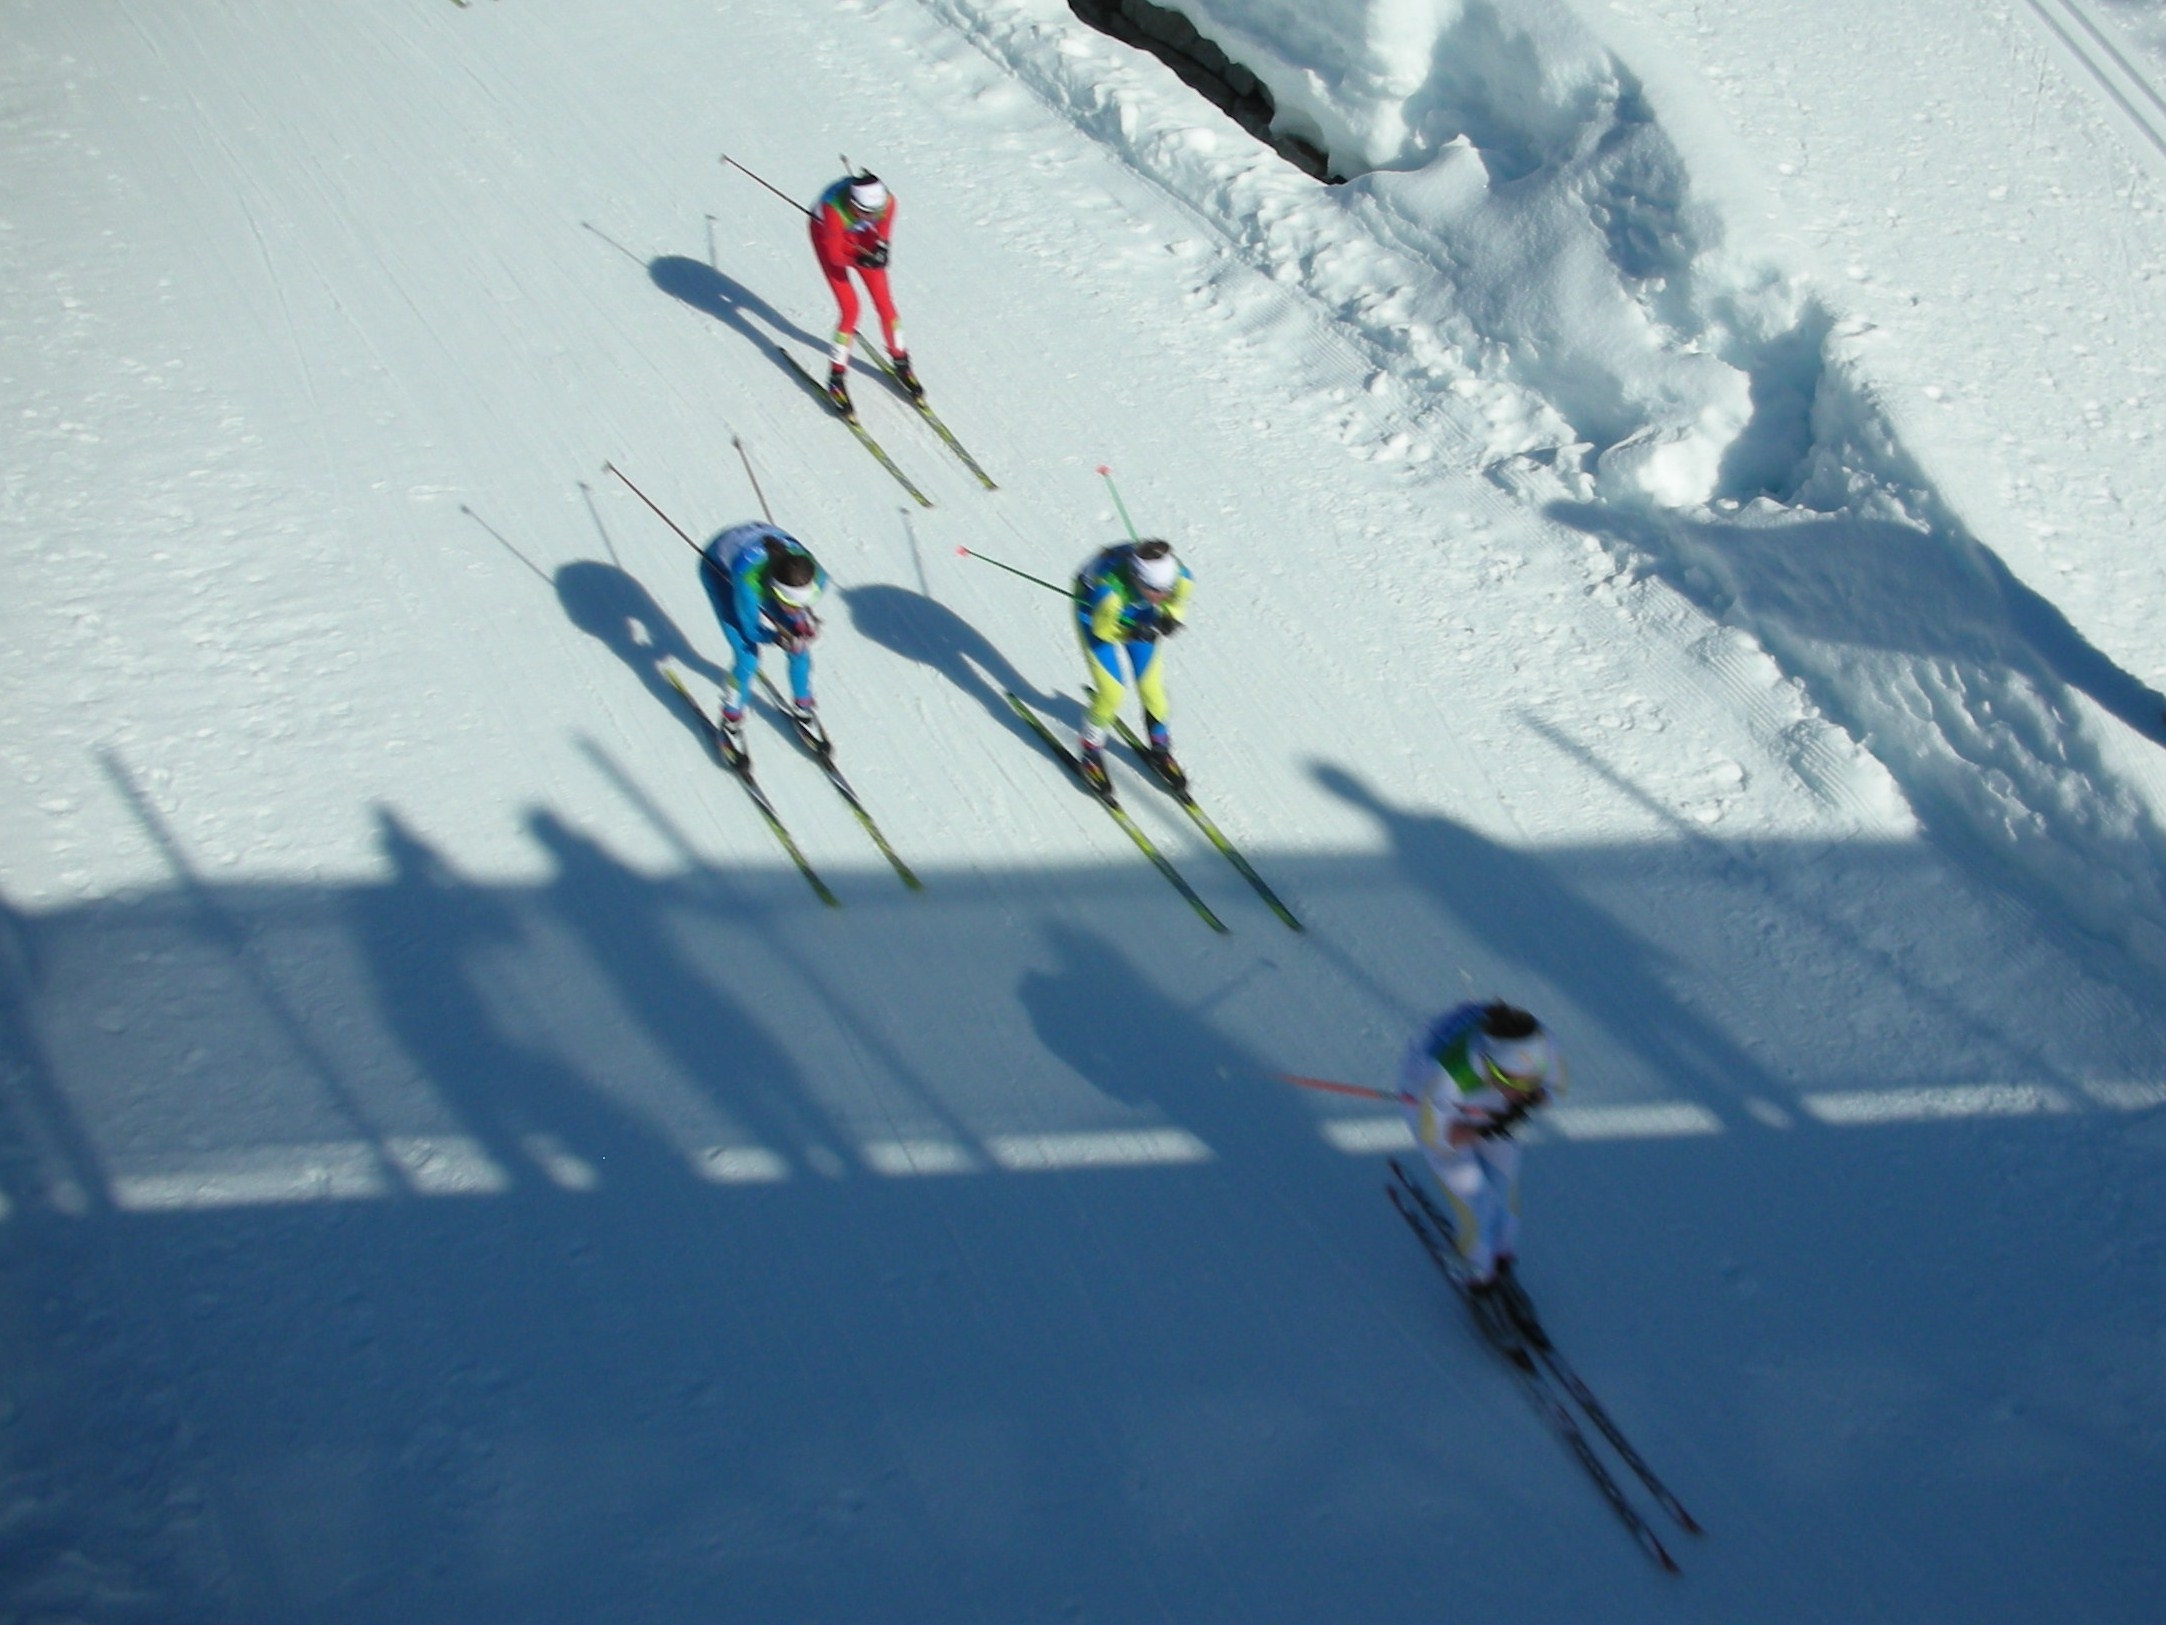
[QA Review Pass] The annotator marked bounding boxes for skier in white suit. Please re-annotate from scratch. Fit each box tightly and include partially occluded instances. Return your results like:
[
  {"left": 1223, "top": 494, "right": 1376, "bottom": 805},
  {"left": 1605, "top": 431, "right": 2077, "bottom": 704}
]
[{"left": 1398, "top": 1000, "right": 1567, "bottom": 1296}]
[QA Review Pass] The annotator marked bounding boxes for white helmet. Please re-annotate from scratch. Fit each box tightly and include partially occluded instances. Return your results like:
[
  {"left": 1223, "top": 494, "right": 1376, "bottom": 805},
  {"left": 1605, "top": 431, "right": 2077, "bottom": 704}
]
[
  {"left": 1472, "top": 1008, "right": 1557, "bottom": 1095},
  {"left": 848, "top": 175, "right": 889, "bottom": 215},
  {"left": 1131, "top": 542, "right": 1179, "bottom": 596}
]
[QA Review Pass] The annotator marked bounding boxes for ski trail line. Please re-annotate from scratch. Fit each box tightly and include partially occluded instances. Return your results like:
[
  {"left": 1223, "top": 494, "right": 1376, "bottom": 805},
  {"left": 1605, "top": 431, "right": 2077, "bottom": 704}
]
[{"left": 2022, "top": 0, "right": 2166, "bottom": 172}]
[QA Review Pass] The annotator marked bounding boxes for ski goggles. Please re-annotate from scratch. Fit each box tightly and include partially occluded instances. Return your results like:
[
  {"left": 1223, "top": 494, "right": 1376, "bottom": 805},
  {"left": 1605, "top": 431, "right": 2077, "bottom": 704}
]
[
  {"left": 1477, "top": 1053, "right": 1546, "bottom": 1095},
  {"left": 771, "top": 578, "right": 820, "bottom": 610}
]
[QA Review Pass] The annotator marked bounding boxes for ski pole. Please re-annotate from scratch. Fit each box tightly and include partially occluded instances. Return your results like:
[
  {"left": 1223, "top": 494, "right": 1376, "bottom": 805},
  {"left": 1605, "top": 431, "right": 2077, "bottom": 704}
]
[
  {"left": 1280, "top": 1073, "right": 1414, "bottom": 1106},
  {"left": 604, "top": 461, "right": 726, "bottom": 583},
  {"left": 719, "top": 154, "right": 813, "bottom": 219},
  {"left": 1096, "top": 463, "right": 1140, "bottom": 542},
  {"left": 955, "top": 546, "right": 1080, "bottom": 600},
  {"left": 733, "top": 435, "right": 775, "bottom": 523}
]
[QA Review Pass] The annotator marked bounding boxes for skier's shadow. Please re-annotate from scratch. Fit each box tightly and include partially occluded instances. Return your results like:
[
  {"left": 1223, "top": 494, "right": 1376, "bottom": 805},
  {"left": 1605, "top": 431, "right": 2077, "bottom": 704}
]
[
  {"left": 522, "top": 810, "right": 839, "bottom": 1156},
  {"left": 840, "top": 583, "right": 1068, "bottom": 739},
  {"left": 555, "top": 559, "right": 732, "bottom": 738},
  {"left": 1313, "top": 763, "right": 1772, "bottom": 1110},
  {"left": 1018, "top": 921, "right": 1316, "bottom": 1176},
  {"left": 1546, "top": 498, "right": 2166, "bottom": 744},
  {"left": 649, "top": 256, "right": 826, "bottom": 380},
  {"left": 350, "top": 809, "right": 691, "bottom": 1198}
]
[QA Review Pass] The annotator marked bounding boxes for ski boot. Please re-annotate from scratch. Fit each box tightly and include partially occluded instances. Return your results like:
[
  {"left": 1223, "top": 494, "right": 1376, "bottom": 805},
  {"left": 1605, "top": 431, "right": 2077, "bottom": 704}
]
[
  {"left": 1143, "top": 716, "right": 1186, "bottom": 793},
  {"left": 789, "top": 694, "right": 830, "bottom": 755},
  {"left": 890, "top": 351, "right": 925, "bottom": 403},
  {"left": 825, "top": 364, "right": 853, "bottom": 416},
  {"left": 1077, "top": 737, "right": 1113, "bottom": 797},
  {"left": 1463, "top": 1271, "right": 1525, "bottom": 1354},
  {"left": 716, "top": 702, "right": 749, "bottom": 766}
]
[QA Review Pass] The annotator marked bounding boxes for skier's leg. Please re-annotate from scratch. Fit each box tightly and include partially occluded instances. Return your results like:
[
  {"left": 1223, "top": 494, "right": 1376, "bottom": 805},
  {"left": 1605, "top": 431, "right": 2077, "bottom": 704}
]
[
  {"left": 1076, "top": 615, "right": 1127, "bottom": 747},
  {"left": 1082, "top": 646, "right": 1126, "bottom": 746},
  {"left": 1473, "top": 1139, "right": 1524, "bottom": 1272},
  {"left": 1421, "top": 1143, "right": 1494, "bottom": 1276},
  {"left": 1130, "top": 639, "right": 1168, "bottom": 734},
  {"left": 860, "top": 266, "right": 904, "bottom": 358},
  {"left": 785, "top": 646, "right": 813, "bottom": 707},
  {"left": 717, "top": 622, "right": 759, "bottom": 723},
  {"left": 701, "top": 567, "right": 754, "bottom": 720},
  {"left": 822, "top": 264, "right": 861, "bottom": 370}
]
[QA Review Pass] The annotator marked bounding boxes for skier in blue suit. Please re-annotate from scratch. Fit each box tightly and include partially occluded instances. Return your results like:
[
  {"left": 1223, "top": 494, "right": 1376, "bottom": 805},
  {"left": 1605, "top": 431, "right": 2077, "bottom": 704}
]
[{"left": 700, "top": 521, "right": 829, "bottom": 748}]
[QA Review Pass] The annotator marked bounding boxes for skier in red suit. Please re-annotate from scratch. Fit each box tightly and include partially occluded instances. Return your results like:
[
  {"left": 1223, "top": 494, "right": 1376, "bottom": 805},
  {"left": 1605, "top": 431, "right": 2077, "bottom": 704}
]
[{"left": 809, "top": 172, "right": 921, "bottom": 414}]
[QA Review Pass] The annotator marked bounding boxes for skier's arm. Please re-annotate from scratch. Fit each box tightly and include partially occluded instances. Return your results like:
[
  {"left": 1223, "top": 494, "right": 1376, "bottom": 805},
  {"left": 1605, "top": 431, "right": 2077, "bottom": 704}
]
[
  {"left": 1087, "top": 582, "right": 1131, "bottom": 643},
  {"left": 809, "top": 203, "right": 847, "bottom": 269},
  {"left": 1398, "top": 1049, "right": 1464, "bottom": 1151},
  {"left": 733, "top": 566, "right": 771, "bottom": 642},
  {"left": 1154, "top": 573, "right": 1194, "bottom": 630}
]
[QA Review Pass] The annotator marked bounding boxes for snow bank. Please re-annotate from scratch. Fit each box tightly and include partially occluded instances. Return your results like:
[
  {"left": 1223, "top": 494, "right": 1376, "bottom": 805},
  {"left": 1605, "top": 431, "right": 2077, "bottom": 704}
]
[
  {"left": 1162, "top": 0, "right": 1612, "bottom": 178},
  {"left": 956, "top": 0, "right": 1797, "bottom": 508}
]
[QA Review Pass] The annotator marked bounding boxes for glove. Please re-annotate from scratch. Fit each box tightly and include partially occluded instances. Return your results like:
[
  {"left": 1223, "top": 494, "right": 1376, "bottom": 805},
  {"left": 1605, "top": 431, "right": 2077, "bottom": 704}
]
[
  {"left": 855, "top": 241, "right": 890, "bottom": 269},
  {"left": 1477, "top": 1090, "right": 1546, "bottom": 1140},
  {"left": 1155, "top": 613, "right": 1184, "bottom": 639},
  {"left": 770, "top": 611, "right": 817, "bottom": 652},
  {"left": 1126, "top": 620, "right": 1159, "bottom": 645}
]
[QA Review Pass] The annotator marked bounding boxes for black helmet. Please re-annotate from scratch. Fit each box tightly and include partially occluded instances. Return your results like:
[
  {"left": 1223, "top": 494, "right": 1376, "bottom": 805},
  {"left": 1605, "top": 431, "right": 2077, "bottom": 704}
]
[{"left": 764, "top": 539, "right": 819, "bottom": 606}]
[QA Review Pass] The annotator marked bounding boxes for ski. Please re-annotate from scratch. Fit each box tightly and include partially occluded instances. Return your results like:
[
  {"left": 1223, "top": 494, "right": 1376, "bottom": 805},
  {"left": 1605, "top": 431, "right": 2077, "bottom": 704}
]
[
  {"left": 755, "top": 676, "right": 922, "bottom": 891},
  {"left": 1387, "top": 1159, "right": 1682, "bottom": 1572},
  {"left": 1389, "top": 1162, "right": 1700, "bottom": 1533},
  {"left": 774, "top": 345, "right": 933, "bottom": 508},
  {"left": 1111, "top": 717, "right": 1303, "bottom": 932},
  {"left": 1520, "top": 1325, "right": 1703, "bottom": 1536},
  {"left": 664, "top": 669, "right": 840, "bottom": 908},
  {"left": 1002, "top": 691, "right": 1228, "bottom": 934},
  {"left": 864, "top": 351, "right": 998, "bottom": 489}
]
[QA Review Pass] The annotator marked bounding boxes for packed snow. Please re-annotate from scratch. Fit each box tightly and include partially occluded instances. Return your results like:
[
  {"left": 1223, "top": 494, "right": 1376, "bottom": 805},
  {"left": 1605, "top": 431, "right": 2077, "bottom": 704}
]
[{"left": 3, "top": 0, "right": 2163, "bottom": 1619}]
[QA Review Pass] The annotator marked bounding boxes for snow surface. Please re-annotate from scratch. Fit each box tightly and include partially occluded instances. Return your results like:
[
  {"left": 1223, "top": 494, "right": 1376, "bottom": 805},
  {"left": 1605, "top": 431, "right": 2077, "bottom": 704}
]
[{"left": 3, "top": 0, "right": 2165, "bottom": 1618}]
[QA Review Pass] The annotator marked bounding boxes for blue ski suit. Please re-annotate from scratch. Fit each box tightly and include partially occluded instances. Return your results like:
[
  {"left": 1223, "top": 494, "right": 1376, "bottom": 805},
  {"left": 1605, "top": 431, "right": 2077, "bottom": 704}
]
[{"left": 700, "top": 522, "right": 830, "bottom": 710}]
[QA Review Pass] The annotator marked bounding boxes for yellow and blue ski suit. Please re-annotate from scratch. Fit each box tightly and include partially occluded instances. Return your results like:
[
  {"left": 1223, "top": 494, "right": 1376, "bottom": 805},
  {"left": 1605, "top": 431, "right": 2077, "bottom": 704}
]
[{"left": 1073, "top": 543, "right": 1193, "bottom": 743}]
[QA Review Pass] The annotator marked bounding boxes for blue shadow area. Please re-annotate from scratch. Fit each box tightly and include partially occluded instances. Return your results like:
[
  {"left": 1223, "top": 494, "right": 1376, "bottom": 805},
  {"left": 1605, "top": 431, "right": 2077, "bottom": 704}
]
[
  {"left": 556, "top": 557, "right": 733, "bottom": 723},
  {"left": 649, "top": 255, "right": 822, "bottom": 347},
  {"left": 839, "top": 582, "right": 1064, "bottom": 739},
  {"left": 1546, "top": 499, "right": 2166, "bottom": 746},
  {"left": 4, "top": 784, "right": 2165, "bottom": 1623}
]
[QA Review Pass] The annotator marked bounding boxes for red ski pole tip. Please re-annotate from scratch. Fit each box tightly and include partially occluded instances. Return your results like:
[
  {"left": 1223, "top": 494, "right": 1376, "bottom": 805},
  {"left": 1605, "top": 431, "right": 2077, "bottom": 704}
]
[
  {"left": 1095, "top": 464, "right": 1110, "bottom": 475},
  {"left": 956, "top": 546, "right": 971, "bottom": 556}
]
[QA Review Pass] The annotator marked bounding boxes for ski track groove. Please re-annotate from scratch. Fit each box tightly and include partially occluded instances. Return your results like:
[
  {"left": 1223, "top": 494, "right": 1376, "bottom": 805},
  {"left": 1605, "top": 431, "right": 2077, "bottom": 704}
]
[{"left": 2023, "top": 0, "right": 2166, "bottom": 173}]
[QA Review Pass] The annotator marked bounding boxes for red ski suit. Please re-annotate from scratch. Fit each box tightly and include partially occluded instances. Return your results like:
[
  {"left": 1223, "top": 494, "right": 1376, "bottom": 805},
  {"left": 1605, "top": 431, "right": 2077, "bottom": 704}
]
[{"left": 809, "top": 180, "right": 901, "bottom": 358}]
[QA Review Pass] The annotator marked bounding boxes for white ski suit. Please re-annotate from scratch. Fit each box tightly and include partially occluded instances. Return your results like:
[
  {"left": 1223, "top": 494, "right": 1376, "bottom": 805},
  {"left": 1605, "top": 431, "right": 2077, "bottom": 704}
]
[{"left": 1397, "top": 1003, "right": 1562, "bottom": 1283}]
